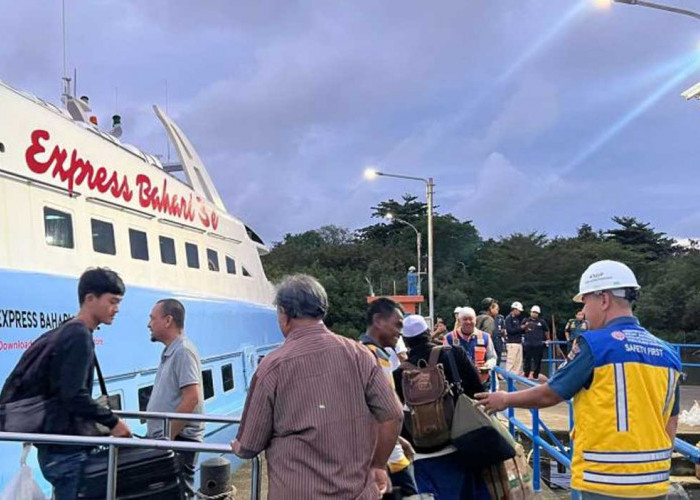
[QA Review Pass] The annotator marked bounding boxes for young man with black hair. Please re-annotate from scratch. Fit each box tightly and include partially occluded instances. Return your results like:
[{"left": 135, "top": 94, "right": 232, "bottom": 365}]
[
  {"left": 361, "top": 297, "right": 419, "bottom": 498},
  {"left": 37, "top": 267, "right": 132, "bottom": 500},
  {"left": 147, "top": 298, "right": 204, "bottom": 496}
]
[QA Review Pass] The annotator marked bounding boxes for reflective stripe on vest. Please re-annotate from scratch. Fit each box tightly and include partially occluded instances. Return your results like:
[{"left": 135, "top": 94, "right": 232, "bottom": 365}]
[
  {"left": 613, "top": 363, "right": 628, "bottom": 433},
  {"left": 582, "top": 449, "right": 672, "bottom": 464},
  {"left": 582, "top": 470, "right": 669, "bottom": 486}
]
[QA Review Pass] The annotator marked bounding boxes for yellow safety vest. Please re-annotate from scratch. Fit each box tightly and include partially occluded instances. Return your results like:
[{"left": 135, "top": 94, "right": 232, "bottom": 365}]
[{"left": 571, "top": 320, "right": 681, "bottom": 497}]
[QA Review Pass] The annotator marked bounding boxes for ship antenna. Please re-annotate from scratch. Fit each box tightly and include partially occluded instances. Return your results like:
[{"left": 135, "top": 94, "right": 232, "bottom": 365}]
[
  {"left": 165, "top": 79, "right": 171, "bottom": 162},
  {"left": 61, "top": 0, "right": 72, "bottom": 103}
]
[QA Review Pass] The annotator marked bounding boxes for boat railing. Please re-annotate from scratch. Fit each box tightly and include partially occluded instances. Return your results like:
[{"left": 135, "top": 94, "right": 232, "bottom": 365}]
[
  {"left": 0, "top": 411, "right": 260, "bottom": 500},
  {"left": 490, "top": 365, "right": 700, "bottom": 498}
]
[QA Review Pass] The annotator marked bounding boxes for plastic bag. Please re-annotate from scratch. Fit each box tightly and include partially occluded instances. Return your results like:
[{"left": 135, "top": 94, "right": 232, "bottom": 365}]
[
  {"left": 0, "top": 444, "right": 46, "bottom": 500},
  {"left": 679, "top": 401, "right": 700, "bottom": 426}
]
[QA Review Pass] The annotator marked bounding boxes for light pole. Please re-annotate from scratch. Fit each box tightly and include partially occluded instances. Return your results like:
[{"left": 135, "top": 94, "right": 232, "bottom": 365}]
[
  {"left": 365, "top": 168, "right": 435, "bottom": 323},
  {"left": 385, "top": 213, "right": 422, "bottom": 304},
  {"left": 611, "top": 0, "right": 700, "bottom": 22}
]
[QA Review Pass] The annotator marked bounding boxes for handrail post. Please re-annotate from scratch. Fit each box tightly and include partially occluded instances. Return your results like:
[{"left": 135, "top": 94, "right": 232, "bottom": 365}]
[
  {"left": 507, "top": 377, "right": 515, "bottom": 437},
  {"left": 106, "top": 444, "right": 119, "bottom": 500},
  {"left": 164, "top": 417, "right": 171, "bottom": 440},
  {"left": 548, "top": 342, "right": 554, "bottom": 377},
  {"left": 532, "top": 409, "right": 541, "bottom": 492},
  {"left": 251, "top": 455, "right": 261, "bottom": 500}
]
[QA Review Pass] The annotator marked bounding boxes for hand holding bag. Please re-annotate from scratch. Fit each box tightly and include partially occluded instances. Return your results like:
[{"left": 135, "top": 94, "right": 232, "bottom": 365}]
[{"left": 445, "top": 350, "right": 516, "bottom": 468}]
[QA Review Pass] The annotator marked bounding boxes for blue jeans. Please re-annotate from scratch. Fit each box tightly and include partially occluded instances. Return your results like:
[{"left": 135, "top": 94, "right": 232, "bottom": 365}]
[
  {"left": 37, "top": 448, "right": 89, "bottom": 500},
  {"left": 576, "top": 491, "right": 666, "bottom": 500}
]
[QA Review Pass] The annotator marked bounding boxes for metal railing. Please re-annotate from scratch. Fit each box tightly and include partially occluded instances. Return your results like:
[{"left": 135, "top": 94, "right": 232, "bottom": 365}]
[
  {"left": 535, "top": 340, "right": 700, "bottom": 377},
  {"left": 491, "top": 365, "right": 700, "bottom": 497},
  {"left": 0, "top": 411, "right": 261, "bottom": 500}
]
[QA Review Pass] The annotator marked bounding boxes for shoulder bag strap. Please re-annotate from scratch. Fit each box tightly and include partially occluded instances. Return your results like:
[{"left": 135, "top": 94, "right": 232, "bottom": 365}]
[
  {"left": 93, "top": 354, "right": 108, "bottom": 397},
  {"left": 444, "top": 347, "right": 464, "bottom": 395},
  {"left": 428, "top": 346, "right": 443, "bottom": 366}
]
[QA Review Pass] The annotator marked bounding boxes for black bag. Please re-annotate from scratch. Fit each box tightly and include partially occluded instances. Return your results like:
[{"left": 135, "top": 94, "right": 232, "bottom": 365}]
[
  {"left": 0, "top": 320, "right": 74, "bottom": 432},
  {"left": 445, "top": 350, "right": 516, "bottom": 468},
  {"left": 79, "top": 446, "right": 185, "bottom": 499}
]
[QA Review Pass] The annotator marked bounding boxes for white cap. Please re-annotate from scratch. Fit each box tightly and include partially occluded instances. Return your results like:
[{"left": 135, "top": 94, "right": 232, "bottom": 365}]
[
  {"left": 453, "top": 306, "right": 462, "bottom": 314},
  {"left": 573, "top": 260, "right": 640, "bottom": 303},
  {"left": 530, "top": 305, "right": 541, "bottom": 314},
  {"left": 511, "top": 301, "right": 524, "bottom": 312},
  {"left": 408, "top": 266, "right": 416, "bottom": 272},
  {"left": 403, "top": 315, "right": 429, "bottom": 338},
  {"left": 458, "top": 307, "right": 477, "bottom": 319}
]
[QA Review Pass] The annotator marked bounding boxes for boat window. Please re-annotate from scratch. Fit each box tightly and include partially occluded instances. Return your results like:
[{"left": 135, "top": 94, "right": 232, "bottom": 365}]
[
  {"left": 225, "top": 256, "right": 236, "bottom": 275},
  {"left": 44, "top": 207, "right": 74, "bottom": 249},
  {"left": 91, "top": 219, "right": 116, "bottom": 255},
  {"left": 207, "top": 249, "right": 219, "bottom": 272},
  {"left": 185, "top": 243, "right": 200, "bottom": 269},
  {"left": 202, "top": 369, "right": 214, "bottom": 400},
  {"left": 129, "top": 229, "right": 149, "bottom": 261},
  {"left": 138, "top": 385, "right": 153, "bottom": 412},
  {"left": 242, "top": 266, "right": 252, "bottom": 277},
  {"left": 159, "top": 236, "right": 176, "bottom": 265},
  {"left": 222, "top": 364, "right": 234, "bottom": 392}
]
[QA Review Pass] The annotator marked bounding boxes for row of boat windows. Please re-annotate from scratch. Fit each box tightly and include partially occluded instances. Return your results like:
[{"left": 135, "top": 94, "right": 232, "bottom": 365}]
[
  {"left": 136, "top": 363, "right": 235, "bottom": 413},
  {"left": 44, "top": 206, "right": 252, "bottom": 276}
]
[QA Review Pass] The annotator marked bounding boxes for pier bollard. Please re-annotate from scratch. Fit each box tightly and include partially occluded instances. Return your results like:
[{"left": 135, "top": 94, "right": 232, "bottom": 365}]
[{"left": 199, "top": 457, "right": 235, "bottom": 499}]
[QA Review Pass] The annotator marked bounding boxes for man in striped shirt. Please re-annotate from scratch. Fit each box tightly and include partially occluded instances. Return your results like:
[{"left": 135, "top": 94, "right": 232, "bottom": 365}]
[
  {"left": 231, "top": 275, "right": 404, "bottom": 499},
  {"left": 361, "top": 297, "right": 419, "bottom": 498}
]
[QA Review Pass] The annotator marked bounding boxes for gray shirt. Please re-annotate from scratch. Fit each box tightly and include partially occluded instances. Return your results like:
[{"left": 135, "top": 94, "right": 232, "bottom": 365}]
[{"left": 147, "top": 335, "right": 205, "bottom": 441}]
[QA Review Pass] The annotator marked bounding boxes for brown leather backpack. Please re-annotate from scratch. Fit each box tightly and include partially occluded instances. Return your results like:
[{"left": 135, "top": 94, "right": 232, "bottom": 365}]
[{"left": 400, "top": 346, "right": 454, "bottom": 449}]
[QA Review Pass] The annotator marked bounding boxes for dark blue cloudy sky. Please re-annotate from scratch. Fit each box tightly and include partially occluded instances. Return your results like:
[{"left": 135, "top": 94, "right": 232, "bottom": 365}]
[{"left": 3, "top": 0, "right": 700, "bottom": 243}]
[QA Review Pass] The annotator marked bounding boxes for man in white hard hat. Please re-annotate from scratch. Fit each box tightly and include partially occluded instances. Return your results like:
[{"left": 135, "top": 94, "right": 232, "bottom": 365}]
[
  {"left": 475, "top": 261, "right": 682, "bottom": 499},
  {"left": 451, "top": 306, "right": 463, "bottom": 336},
  {"left": 504, "top": 301, "right": 525, "bottom": 374},
  {"left": 521, "top": 305, "right": 550, "bottom": 380}
]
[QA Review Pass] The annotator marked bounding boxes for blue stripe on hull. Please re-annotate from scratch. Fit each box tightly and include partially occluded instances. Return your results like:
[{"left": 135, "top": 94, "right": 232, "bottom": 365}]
[{"left": 0, "top": 269, "right": 282, "bottom": 494}]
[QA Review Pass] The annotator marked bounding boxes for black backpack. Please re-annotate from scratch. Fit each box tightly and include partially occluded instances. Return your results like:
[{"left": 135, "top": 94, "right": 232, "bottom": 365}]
[{"left": 0, "top": 319, "right": 73, "bottom": 432}]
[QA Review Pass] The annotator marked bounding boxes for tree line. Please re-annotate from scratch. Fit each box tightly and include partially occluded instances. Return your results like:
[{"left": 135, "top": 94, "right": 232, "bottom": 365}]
[{"left": 262, "top": 195, "right": 700, "bottom": 343}]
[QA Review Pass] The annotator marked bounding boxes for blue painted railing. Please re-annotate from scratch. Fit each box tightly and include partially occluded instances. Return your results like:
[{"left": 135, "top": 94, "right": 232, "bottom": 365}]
[
  {"left": 490, "top": 364, "right": 700, "bottom": 496},
  {"left": 540, "top": 341, "right": 700, "bottom": 377}
]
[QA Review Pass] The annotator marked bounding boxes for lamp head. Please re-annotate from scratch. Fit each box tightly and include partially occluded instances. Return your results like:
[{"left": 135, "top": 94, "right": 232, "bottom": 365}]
[
  {"left": 385, "top": 213, "right": 394, "bottom": 220},
  {"left": 364, "top": 168, "right": 379, "bottom": 180}
]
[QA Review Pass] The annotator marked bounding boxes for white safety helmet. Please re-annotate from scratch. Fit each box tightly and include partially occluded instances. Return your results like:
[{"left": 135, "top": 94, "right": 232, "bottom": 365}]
[
  {"left": 573, "top": 260, "right": 640, "bottom": 303},
  {"left": 453, "top": 306, "right": 462, "bottom": 314},
  {"left": 511, "top": 301, "right": 524, "bottom": 312},
  {"left": 408, "top": 265, "right": 416, "bottom": 272},
  {"left": 530, "top": 305, "right": 541, "bottom": 314}
]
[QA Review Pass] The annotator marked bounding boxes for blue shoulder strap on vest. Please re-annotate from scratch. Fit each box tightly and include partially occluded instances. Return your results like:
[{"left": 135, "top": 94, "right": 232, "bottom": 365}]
[{"left": 582, "top": 321, "right": 681, "bottom": 370}]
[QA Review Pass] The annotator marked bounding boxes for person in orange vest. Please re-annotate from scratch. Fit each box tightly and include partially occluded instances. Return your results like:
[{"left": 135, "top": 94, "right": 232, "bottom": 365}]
[{"left": 444, "top": 307, "right": 497, "bottom": 390}]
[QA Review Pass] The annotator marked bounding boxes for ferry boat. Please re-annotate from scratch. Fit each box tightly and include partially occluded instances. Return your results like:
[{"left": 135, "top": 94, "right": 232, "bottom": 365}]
[{"left": 0, "top": 77, "right": 283, "bottom": 492}]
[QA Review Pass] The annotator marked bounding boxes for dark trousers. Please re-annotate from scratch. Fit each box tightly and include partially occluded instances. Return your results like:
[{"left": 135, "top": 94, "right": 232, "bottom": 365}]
[
  {"left": 523, "top": 344, "right": 544, "bottom": 379},
  {"left": 414, "top": 453, "right": 488, "bottom": 500},
  {"left": 174, "top": 436, "right": 199, "bottom": 497},
  {"left": 37, "top": 448, "right": 89, "bottom": 500},
  {"left": 493, "top": 335, "right": 504, "bottom": 366},
  {"left": 385, "top": 465, "right": 418, "bottom": 498}
]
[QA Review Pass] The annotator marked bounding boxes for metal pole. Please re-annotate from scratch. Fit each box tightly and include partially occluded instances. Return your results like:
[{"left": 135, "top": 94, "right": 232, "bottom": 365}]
[
  {"left": 417, "top": 231, "right": 422, "bottom": 315},
  {"left": 164, "top": 417, "right": 171, "bottom": 440},
  {"left": 106, "top": 444, "right": 119, "bottom": 500},
  {"left": 507, "top": 378, "right": 515, "bottom": 437},
  {"left": 426, "top": 178, "right": 435, "bottom": 324},
  {"left": 251, "top": 455, "right": 262, "bottom": 500},
  {"left": 616, "top": 0, "right": 700, "bottom": 21},
  {"left": 532, "top": 409, "right": 541, "bottom": 492}
]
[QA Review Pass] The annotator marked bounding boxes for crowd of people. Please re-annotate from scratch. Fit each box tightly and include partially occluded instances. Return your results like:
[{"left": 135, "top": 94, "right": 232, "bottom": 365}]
[
  {"left": 0, "top": 260, "right": 684, "bottom": 500},
  {"left": 232, "top": 260, "right": 683, "bottom": 500}
]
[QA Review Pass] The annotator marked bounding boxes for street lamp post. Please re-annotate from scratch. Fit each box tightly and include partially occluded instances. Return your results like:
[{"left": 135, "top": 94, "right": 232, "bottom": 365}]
[
  {"left": 386, "top": 213, "right": 422, "bottom": 310},
  {"left": 612, "top": 0, "right": 700, "bottom": 22},
  {"left": 365, "top": 168, "right": 436, "bottom": 324}
]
